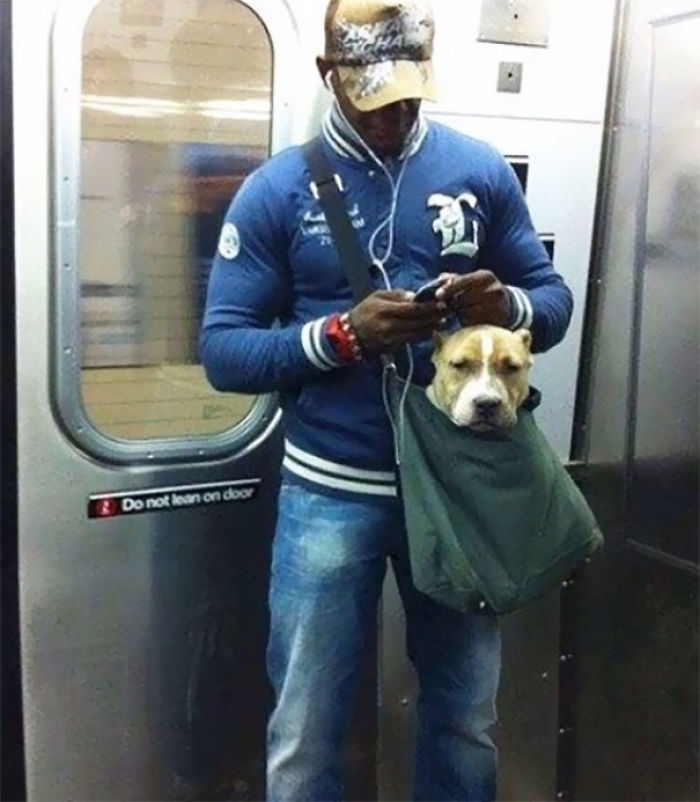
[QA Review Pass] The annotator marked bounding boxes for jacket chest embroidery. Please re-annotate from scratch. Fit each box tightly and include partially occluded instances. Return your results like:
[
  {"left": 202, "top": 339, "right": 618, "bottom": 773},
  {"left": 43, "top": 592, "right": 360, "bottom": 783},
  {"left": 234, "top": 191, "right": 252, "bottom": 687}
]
[
  {"left": 428, "top": 192, "right": 480, "bottom": 257},
  {"left": 300, "top": 203, "right": 366, "bottom": 246}
]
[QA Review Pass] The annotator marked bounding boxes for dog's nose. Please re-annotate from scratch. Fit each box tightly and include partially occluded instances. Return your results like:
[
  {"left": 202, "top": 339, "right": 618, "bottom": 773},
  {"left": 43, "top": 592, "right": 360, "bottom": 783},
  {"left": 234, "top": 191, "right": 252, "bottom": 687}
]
[{"left": 474, "top": 396, "right": 502, "bottom": 413}]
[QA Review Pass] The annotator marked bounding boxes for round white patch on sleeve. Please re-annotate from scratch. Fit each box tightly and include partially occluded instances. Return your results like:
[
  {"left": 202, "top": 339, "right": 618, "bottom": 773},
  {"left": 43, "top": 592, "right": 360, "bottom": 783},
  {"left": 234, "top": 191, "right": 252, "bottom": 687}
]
[{"left": 218, "top": 222, "right": 240, "bottom": 260}]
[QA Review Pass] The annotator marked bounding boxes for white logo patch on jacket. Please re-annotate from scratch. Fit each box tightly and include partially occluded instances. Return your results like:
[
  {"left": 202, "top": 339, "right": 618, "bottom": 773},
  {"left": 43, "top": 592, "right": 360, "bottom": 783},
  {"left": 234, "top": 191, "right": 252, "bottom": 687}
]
[
  {"left": 218, "top": 222, "right": 240, "bottom": 260},
  {"left": 428, "top": 192, "right": 480, "bottom": 257}
]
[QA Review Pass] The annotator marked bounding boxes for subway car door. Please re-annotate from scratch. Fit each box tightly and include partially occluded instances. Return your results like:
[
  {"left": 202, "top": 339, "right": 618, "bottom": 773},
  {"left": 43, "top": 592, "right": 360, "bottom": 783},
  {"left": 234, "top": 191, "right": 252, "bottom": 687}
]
[{"left": 11, "top": 1, "right": 369, "bottom": 799}]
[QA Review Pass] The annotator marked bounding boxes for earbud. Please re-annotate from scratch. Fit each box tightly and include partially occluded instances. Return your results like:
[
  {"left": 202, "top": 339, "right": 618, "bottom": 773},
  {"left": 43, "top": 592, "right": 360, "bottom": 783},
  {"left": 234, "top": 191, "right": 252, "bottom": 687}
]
[{"left": 324, "top": 70, "right": 334, "bottom": 91}]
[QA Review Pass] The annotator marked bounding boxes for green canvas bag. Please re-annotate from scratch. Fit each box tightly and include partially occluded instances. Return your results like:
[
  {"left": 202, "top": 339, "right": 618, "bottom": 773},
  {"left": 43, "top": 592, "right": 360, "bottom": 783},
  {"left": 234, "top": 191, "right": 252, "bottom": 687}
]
[{"left": 389, "top": 375, "right": 603, "bottom": 614}]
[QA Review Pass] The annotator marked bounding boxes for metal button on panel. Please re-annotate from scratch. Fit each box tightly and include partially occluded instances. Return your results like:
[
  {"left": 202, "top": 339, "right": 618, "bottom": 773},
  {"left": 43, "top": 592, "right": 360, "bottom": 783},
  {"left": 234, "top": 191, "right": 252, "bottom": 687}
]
[{"left": 498, "top": 61, "right": 523, "bottom": 93}]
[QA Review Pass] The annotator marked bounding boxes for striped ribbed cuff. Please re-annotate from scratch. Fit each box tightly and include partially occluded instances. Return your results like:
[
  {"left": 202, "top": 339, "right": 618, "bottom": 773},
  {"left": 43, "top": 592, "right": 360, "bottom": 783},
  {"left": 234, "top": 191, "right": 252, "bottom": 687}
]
[
  {"left": 506, "top": 286, "right": 534, "bottom": 331},
  {"left": 300, "top": 317, "right": 341, "bottom": 371}
]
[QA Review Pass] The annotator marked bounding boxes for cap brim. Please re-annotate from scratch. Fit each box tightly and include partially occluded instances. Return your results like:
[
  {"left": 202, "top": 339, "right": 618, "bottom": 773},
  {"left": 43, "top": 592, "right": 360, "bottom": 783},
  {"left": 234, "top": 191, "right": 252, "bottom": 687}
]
[{"left": 336, "top": 59, "right": 437, "bottom": 112}]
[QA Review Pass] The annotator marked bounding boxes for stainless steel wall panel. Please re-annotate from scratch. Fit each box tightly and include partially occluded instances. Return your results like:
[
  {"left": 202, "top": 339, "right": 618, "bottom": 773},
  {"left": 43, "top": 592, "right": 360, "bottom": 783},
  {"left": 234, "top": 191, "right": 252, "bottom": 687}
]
[
  {"left": 571, "top": 0, "right": 700, "bottom": 798},
  {"left": 494, "top": 595, "right": 561, "bottom": 800},
  {"left": 377, "top": 570, "right": 417, "bottom": 802},
  {"left": 20, "top": 439, "right": 283, "bottom": 800},
  {"left": 571, "top": 546, "right": 698, "bottom": 801},
  {"left": 627, "top": 12, "right": 700, "bottom": 566}
]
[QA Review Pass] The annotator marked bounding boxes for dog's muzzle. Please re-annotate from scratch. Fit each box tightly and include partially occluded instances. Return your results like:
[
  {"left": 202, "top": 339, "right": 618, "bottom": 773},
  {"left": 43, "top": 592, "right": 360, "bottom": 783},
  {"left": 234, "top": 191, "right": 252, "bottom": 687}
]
[{"left": 467, "top": 395, "right": 517, "bottom": 430}]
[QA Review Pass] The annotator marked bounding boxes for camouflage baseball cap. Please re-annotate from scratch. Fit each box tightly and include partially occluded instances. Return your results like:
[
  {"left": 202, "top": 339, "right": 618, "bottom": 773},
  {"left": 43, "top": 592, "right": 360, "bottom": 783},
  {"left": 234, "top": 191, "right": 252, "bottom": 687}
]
[{"left": 324, "top": 0, "right": 437, "bottom": 112}]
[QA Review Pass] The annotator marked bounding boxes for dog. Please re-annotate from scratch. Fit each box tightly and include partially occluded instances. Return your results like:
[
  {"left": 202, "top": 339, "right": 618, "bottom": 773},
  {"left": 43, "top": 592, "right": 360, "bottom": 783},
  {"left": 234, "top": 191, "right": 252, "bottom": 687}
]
[{"left": 426, "top": 325, "right": 533, "bottom": 430}]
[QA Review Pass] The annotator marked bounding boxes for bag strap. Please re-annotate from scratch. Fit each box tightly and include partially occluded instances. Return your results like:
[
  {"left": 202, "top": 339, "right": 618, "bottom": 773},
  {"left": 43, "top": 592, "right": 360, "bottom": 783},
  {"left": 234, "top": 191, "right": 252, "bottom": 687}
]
[{"left": 302, "top": 138, "right": 374, "bottom": 304}]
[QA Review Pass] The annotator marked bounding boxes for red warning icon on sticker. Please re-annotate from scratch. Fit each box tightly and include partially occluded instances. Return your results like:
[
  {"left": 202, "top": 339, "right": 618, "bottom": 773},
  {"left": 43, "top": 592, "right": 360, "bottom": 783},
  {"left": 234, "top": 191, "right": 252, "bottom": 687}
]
[{"left": 90, "top": 497, "right": 120, "bottom": 518}]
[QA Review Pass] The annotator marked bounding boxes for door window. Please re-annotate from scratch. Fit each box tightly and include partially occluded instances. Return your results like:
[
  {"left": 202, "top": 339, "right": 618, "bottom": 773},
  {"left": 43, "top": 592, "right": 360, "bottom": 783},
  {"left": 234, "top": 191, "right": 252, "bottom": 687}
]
[{"left": 78, "top": 0, "right": 272, "bottom": 440}]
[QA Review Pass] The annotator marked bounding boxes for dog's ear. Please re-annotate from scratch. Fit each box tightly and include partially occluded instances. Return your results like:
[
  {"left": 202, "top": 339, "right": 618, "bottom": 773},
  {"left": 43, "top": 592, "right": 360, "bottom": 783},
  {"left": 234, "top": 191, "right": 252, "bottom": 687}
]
[
  {"left": 516, "top": 329, "right": 532, "bottom": 352},
  {"left": 433, "top": 330, "right": 448, "bottom": 353}
]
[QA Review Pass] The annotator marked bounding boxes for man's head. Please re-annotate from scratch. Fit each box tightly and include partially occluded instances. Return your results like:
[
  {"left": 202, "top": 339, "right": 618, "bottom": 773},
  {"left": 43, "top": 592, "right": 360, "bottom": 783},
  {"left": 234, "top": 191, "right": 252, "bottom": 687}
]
[{"left": 317, "top": 0, "right": 437, "bottom": 157}]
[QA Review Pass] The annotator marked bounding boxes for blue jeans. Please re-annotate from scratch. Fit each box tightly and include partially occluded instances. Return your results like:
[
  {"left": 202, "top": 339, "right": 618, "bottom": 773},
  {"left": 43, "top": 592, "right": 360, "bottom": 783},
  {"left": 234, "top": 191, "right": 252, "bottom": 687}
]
[{"left": 266, "top": 483, "right": 501, "bottom": 802}]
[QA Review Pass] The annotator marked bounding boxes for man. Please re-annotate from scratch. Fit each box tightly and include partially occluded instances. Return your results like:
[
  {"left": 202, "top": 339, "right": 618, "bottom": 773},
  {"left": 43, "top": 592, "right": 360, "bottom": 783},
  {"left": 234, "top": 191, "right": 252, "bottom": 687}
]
[{"left": 200, "top": 1, "right": 573, "bottom": 799}]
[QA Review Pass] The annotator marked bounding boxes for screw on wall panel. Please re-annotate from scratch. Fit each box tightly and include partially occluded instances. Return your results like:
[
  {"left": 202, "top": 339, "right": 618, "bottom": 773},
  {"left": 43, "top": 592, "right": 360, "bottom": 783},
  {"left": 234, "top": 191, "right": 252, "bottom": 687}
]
[
  {"left": 541, "top": 671, "right": 549, "bottom": 680},
  {"left": 559, "top": 653, "right": 573, "bottom": 663},
  {"left": 400, "top": 697, "right": 409, "bottom": 707}
]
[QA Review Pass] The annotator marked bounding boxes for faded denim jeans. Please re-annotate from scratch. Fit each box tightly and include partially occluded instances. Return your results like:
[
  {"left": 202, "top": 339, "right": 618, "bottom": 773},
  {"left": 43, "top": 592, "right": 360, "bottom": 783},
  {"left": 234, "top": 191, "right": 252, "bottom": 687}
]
[{"left": 266, "top": 482, "right": 501, "bottom": 802}]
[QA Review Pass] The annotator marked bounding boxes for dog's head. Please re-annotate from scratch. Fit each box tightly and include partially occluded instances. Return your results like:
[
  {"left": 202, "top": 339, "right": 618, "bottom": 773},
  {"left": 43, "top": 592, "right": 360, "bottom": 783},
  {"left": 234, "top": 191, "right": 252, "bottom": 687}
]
[{"left": 428, "top": 325, "right": 533, "bottom": 429}]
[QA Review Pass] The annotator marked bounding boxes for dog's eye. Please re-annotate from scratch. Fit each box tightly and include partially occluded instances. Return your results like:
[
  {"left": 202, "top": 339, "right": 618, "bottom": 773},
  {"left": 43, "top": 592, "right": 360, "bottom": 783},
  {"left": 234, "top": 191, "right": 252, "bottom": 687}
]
[
  {"left": 449, "top": 359, "right": 474, "bottom": 371},
  {"left": 501, "top": 359, "right": 522, "bottom": 373}
]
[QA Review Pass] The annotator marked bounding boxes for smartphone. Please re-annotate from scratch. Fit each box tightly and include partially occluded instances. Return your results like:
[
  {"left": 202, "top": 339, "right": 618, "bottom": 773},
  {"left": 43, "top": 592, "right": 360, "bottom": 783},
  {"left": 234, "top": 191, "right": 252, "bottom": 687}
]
[{"left": 413, "top": 276, "right": 448, "bottom": 303}]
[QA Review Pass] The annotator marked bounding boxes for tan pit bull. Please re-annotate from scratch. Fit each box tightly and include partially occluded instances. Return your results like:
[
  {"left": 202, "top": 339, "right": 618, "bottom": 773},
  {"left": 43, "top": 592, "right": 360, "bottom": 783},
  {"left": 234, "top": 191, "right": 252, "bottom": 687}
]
[{"left": 427, "top": 325, "right": 533, "bottom": 430}]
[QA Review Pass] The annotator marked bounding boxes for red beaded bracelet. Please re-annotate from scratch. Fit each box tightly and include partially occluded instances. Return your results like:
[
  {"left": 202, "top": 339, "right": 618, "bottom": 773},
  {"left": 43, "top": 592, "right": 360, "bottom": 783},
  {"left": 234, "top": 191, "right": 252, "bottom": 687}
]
[{"left": 326, "top": 312, "right": 364, "bottom": 364}]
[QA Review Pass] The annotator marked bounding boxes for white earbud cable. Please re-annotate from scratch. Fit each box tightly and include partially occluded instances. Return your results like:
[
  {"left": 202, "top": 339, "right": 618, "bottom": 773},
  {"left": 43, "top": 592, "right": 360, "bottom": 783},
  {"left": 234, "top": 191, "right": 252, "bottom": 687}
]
[{"left": 333, "top": 101, "right": 417, "bottom": 465}]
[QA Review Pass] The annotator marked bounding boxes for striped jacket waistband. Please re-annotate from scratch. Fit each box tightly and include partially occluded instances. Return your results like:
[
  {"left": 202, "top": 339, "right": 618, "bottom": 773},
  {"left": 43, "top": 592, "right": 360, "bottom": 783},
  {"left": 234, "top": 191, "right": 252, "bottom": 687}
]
[{"left": 282, "top": 440, "right": 398, "bottom": 498}]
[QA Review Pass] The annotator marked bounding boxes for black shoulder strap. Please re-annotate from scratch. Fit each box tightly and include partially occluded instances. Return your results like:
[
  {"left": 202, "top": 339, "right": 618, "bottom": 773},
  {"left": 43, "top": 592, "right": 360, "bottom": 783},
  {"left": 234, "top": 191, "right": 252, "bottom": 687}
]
[{"left": 302, "top": 138, "right": 374, "bottom": 304}]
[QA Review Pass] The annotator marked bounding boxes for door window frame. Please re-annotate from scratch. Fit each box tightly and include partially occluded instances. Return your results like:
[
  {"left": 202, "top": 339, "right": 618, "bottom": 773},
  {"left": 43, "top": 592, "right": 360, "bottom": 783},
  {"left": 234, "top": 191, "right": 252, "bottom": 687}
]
[{"left": 51, "top": 0, "right": 299, "bottom": 463}]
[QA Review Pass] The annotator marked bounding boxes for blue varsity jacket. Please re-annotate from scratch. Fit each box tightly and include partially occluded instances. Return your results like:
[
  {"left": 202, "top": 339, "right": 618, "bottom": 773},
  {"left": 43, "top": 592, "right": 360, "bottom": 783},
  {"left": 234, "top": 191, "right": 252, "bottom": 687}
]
[{"left": 200, "top": 103, "right": 573, "bottom": 500}]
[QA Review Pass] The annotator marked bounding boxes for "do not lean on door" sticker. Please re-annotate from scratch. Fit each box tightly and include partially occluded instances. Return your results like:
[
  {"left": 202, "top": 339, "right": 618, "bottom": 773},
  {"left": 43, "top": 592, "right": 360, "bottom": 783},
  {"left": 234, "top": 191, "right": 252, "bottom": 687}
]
[{"left": 88, "top": 479, "right": 261, "bottom": 519}]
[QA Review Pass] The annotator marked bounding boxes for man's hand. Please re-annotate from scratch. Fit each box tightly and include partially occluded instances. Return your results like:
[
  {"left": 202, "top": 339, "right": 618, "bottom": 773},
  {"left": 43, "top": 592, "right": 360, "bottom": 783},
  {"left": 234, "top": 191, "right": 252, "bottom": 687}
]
[
  {"left": 349, "top": 290, "right": 445, "bottom": 356},
  {"left": 435, "top": 270, "right": 510, "bottom": 327}
]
